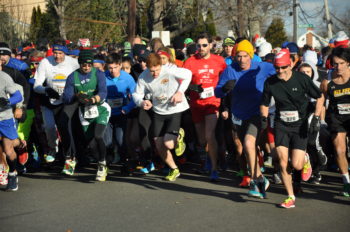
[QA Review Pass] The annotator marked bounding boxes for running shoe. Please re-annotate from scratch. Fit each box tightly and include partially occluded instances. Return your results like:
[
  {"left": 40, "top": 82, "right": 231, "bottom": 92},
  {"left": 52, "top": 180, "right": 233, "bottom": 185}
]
[
  {"left": 264, "top": 156, "right": 273, "bottom": 168},
  {"left": 0, "top": 164, "right": 9, "bottom": 186},
  {"left": 279, "top": 196, "right": 295, "bottom": 209},
  {"left": 164, "top": 168, "right": 180, "bottom": 181},
  {"left": 248, "top": 180, "right": 263, "bottom": 198},
  {"left": 273, "top": 173, "right": 282, "bottom": 184},
  {"left": 16, "top": 140, "right": 28, "bottom": 165},
  {"left": 317, "top": 150, "right": 328, "bottom": 166},
  {"left": 44, "top": 150, "right": 56, "bottom": 163},
  {"left": 301, "top": 153, "right": 312, "bottom": 181},
  {"left": 239, "top": 176, "right": 251, "bottom": 187},
  {"left": 340, "top": 183, "right": 350, "bottom": 197},
  {"left": 309, "top": 173, "right": 322, "bottom": 185},
  {"left": 62, "top": 160, "right": 76, "bottom": 176},
  {"left": 139, "top": 162, "right": 155, "bottom": 174},
  {"left": 258, "top": 176, "right": 270, "bottom": 199},
  {"left": 175, "top": 128, "right": 186, "bottom": 157},
  {"left": 6, "top": 172, "right": 18, "bottom": 191},
  {"left": 210, "top": 170, "right": 219, "bottom": 182},
  {"left": 96, "top": 163, "right": 108, "bottom": 181}
]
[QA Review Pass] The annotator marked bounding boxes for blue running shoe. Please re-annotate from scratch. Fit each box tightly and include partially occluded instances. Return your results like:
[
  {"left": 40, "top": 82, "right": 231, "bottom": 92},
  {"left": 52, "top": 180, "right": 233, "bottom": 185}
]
[
  {"left": 248, "top": 180, "right": 262, "bottom": 198},
  {"left": 258, "top": 176, "right": 270, "bottom": 199},
  {"left": 210, "top": 170, "right": 219, "bottom": 182},
  {"left": 140, "top": 162, "right": 155, "bottom": 174}
]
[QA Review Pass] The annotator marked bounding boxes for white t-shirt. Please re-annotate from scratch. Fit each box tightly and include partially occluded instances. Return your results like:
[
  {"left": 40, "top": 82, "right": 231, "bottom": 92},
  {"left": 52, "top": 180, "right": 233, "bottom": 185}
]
[
  {"left": 34, "top": 55, "right": 79, "bottom": 105},
  {"left": 133, "top": 65, "right": 192, "bottom": 115}
]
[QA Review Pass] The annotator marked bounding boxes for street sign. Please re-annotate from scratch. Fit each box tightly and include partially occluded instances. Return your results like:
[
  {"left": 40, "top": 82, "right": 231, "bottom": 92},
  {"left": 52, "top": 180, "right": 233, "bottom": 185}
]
[{"left": 298, "top": 24, "right": 314, "bottom": 28}]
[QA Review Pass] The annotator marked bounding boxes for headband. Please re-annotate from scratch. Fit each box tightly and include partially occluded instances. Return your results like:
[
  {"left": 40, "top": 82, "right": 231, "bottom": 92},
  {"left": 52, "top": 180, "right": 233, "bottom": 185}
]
[
  {"left": 52, "top": 44, "right": 68, "bottom": 54},
  {"left": 68, "top": 49, "right": 80, "bottom": 56},
  {"left": 157, "top": 51, "right": 171, "bottom": 58},
  {"left": 93, "top": 59, "right": 105, "bottom": 64}
]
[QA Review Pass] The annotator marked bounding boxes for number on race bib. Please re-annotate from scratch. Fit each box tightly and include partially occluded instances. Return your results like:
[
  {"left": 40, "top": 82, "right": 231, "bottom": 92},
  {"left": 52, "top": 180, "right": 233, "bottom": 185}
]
[
  {"left": 280, "top": 111, "right": 299, "bottom": 122},
  {"left": 337, "top": 103, "right": 350, "bottom": 115},
  {"left": 107, "top": 98, "right": 123, "bottom": 108},
  {"left": 200, "top": 87, "right": 214, "bottom": 99},
  {"left": 84, "top": 105, "right": 99, "bottom": 119}
]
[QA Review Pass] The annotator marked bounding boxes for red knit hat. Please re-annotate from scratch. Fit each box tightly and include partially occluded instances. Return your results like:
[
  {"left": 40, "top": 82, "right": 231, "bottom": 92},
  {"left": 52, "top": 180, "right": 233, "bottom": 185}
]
[{"left": 274, "top": 49, "right": 291, "bottom": 67}]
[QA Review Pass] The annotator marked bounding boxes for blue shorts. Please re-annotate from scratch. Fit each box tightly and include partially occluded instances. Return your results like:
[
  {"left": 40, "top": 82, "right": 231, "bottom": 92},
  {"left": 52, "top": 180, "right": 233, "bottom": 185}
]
[{"left": 0, "top": 118, "right": 18, "bottom": 140}]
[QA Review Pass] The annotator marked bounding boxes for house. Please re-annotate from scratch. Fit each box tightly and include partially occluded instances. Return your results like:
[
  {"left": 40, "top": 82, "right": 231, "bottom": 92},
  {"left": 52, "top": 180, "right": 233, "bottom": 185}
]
[{"left": 297, "top": 28, "right": 328, "bottom": 49}]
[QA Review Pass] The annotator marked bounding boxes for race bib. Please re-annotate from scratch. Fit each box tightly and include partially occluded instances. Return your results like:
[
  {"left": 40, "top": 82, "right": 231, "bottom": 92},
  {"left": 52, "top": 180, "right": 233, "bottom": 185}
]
[
  {"left": 280, "top": 111, "right": 299, "bottom": 122},
  {"left": 52, "top": 81, "right": 65, "bottom": 95},
  {"left": 232, "top": 116, "right": 242, "bottom": 126},
  {"left": 107, "top": 98, "right": 123, "bottom": 108},
  {"left": 84, "top": 105, "right": 99, "bottom": 119},
  {"left": 338, "top": 103, "right": 350, "bottom": 114},
  {"left": 200, "top": 87, "right": 214, "bottom": 99}
]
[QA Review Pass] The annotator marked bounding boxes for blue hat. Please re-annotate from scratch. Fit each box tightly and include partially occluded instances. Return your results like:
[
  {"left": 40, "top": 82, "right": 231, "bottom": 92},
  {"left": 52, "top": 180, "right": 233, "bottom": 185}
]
[{"left": 285, "top": 42, "right": 299, "bottom": 54}]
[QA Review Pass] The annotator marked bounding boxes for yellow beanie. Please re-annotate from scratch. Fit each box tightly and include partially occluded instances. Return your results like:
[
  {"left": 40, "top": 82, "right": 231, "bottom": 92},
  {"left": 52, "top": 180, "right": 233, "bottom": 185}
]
[{"left": 235, "top": 40, "right": 254, "bottom": 58}]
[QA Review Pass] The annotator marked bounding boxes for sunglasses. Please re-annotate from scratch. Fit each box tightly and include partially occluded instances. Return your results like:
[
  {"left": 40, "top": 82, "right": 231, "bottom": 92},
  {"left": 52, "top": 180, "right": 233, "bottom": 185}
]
[
  {"left": 31, "top": 62, "right": 39, "bottom": 65},
  {"left": 196, "top": 44, "right": 209, "bottom": 48},
  {"left": 274, "top": 65, "right": 289, "bottom": 70}
]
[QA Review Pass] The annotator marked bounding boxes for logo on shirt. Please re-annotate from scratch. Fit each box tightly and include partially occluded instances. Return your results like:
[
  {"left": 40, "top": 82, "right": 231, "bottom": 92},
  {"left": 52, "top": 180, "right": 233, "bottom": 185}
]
[{"left": 292, "top": 88, "right": 298, "bottom": 91}]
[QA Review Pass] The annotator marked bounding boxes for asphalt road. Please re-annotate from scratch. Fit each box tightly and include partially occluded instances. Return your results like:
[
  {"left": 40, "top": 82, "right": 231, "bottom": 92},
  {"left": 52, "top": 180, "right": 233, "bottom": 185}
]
[{"left": 1, "top": 163, "right": 349, "bottom": 232}]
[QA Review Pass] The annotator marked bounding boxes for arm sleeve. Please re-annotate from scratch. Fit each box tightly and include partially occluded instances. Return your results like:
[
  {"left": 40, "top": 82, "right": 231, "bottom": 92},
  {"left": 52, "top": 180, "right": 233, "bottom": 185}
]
[
  {"left": 132, "top": 74, "right": 147, "bottom": 107},
  {"left": 9, "top": 90, "right": 23, "bottom": 106},
  {"left": 96, "top": 71, "right": 107, "bottom": 101},
  {"left": 261, "top": 80, "right": 272, "bottom": 107},
  {"left": 122, "top": 76, "right": 137, "bottom": 114},
  {"left": 33, "top": 59, "right": 47, "bottom": 94},
  {"left": 168, "top": 66, "right": 192, "bottom": 93},
  {"left": 62, "top": 73, "right": 76, "bottom": 104}
]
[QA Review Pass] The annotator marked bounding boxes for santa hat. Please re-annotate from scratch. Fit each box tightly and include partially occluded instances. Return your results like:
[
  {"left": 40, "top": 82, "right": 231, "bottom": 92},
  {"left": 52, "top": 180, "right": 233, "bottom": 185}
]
[{"left": 334, "top": 31, "right": 349, "bottom": 48}]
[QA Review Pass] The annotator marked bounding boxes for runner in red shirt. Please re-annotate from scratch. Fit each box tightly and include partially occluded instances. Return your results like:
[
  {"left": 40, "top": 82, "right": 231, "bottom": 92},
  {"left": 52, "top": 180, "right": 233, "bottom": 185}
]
[{"left": 184, "top": 33, "right": 226, "bottom": 181}]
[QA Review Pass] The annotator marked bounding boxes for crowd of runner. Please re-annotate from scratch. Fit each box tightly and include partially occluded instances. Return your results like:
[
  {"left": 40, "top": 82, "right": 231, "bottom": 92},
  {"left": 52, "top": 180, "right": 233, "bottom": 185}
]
[{"left": 0, "top": 30, "right": 349, "bottom": 209}]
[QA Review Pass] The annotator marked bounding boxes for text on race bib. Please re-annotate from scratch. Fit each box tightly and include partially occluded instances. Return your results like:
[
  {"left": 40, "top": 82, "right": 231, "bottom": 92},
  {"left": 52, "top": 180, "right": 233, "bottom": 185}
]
[
  {"left": 337, "top": 103, "right": 350, "bottom": 114},
  {"left": 280, "top": 110, "right": 299, "bottom": 122},
  {"left": 84, "top": 105, "right": 99, "bottom": 119},
  {"left": 200, "top": 87, "right": 214, "bottom": 99}
]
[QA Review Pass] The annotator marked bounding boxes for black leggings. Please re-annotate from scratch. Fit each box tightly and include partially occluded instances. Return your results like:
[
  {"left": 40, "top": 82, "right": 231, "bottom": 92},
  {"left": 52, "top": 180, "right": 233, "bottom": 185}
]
[{"left": 89, "top": 124, "right": 107, "bottom": 163}]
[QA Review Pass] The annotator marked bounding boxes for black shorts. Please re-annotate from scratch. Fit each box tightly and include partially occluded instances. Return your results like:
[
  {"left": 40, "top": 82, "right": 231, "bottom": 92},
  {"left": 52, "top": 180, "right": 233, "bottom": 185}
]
[
  {"left": 326, "top": 113, "right": 350, "bottom": 134},
  {"left": 275, "top": 122, "right": 308, "bottom": 150},
  {"left": 151, "top": 112, "right": 182, "bottom": 138}
]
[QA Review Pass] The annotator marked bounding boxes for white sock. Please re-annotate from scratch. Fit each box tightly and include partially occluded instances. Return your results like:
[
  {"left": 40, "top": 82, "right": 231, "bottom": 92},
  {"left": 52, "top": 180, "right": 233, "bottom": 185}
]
[
  {"left": 288, "top": 195, "right": 296, "bottom": 201},
  {"left": 342, "top": 173, "right": 350, "bottom": 184}
]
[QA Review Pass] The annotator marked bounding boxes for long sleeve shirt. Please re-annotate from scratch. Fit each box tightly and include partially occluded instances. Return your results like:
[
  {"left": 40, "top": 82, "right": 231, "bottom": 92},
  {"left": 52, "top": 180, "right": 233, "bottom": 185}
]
[
  {"left": 106, "top": 70, "right": 136, "bottom": 116},
  {"left": 132, "top": 65, "right": 192, "bottom": 115},
  {"left": 62, "top": 68, "right": 107, "bottom": 105},
  {"left": 34, "top": 55, "right": 79, "bottom": 105}
]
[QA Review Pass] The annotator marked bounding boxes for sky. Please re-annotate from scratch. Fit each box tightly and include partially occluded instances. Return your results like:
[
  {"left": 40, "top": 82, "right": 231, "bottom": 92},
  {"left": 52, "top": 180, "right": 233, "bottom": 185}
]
[{"left": 284, "top": 0, "right": 350, "bottom": 39}]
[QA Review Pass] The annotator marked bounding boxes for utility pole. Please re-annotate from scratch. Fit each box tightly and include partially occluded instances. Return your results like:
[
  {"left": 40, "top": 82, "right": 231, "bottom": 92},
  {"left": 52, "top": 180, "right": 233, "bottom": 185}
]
[
  {"left": 127, "top": 0, "right": 136, "bottom": 42},
  {"left": 324, "top": 0, "right": 333, "bottom": 39},
  {"left": 237, "top": 0, "right": 244, "bottom": 37},
  {"left": 293, "top": 0, "right": 298, "bottom": 43}
]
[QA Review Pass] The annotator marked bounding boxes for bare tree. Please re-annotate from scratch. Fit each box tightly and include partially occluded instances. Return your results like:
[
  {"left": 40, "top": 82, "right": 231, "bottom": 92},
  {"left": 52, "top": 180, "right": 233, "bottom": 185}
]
[{"left": 49, "top": 0, "right": 70, "bottom": 39}]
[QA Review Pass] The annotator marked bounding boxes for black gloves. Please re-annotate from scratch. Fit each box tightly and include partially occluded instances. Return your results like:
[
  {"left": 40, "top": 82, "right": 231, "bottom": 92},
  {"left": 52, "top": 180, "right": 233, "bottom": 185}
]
[
  {"left": 76, "top": 93, "right": 93, "bottom": 106},
  {"left": 188, "top": 84, "right": 204, "bottom": 93},
  {"left": 45, "top": 87, "right": 60, "bottom": 99},
  {"left": 261, "top": 116, "right": 268, "bottom": 130},
  {"left": 309, "top": 115, "right": 321, "bottom": 135},
  {"left": 0, "top": 97, "right": 10, "bottom": 108},
  {"left": 222, "top": 80, "right": 236, "bottom": 93}
]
